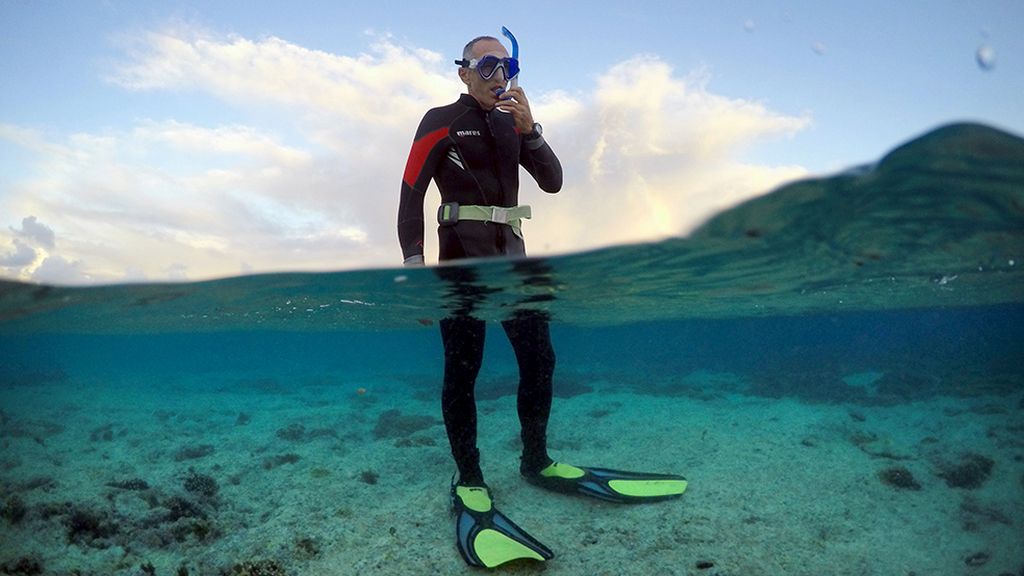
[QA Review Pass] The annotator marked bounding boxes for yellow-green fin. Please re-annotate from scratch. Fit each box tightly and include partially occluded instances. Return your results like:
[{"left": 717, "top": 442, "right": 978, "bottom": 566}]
[
  {"left": 540, "top": 462, "right": 585, "bottom": 479},
  {"left": 474, "top": 529, "right": 547, "bottom": 568},
  {"left": 608, "top": 478, "right": 688, "bottom": 498},
  {"left": 455, "top": 486, "right": 492, "bottom": 513}
]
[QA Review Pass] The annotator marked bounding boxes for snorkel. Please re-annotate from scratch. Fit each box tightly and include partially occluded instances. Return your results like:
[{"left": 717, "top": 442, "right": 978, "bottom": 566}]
[
  {"left": 501, "top": 26, "right": 518, "bottom": 90},
  {"left": 495, "top": 26, "right": 518, "bottom": 97}
]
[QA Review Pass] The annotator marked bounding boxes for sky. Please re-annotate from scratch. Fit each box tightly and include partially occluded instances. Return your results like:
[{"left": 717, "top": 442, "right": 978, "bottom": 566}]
[{"left": 1, "top": 0, "right": 1021, "bottom": 285}]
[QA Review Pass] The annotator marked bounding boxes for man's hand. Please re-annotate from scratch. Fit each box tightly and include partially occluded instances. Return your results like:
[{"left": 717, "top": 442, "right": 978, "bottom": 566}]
[{"left": 496, "top": 86, "right": 535, "bottom": 134}]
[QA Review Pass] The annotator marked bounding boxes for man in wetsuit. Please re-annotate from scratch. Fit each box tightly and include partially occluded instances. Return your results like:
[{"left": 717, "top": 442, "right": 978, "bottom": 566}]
[
  {"left": 397, "top": 35, "right": 686, "bottom": 568},
  {"left": 398, "top": 35, "right": 562, "bottom": 491}
]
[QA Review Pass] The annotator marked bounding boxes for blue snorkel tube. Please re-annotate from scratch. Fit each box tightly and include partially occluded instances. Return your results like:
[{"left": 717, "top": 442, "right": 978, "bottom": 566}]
[{"left": 501, "top": 26, "right": 519, "bottom": 90}]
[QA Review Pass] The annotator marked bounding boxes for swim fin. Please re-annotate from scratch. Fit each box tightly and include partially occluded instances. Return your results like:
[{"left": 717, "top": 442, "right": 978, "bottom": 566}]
[
  {"left": 451, "top": 481, "right": 554, "bottom": 568},
  {"left": 523, "top": 462, "right": 688, "bottom": 504}
]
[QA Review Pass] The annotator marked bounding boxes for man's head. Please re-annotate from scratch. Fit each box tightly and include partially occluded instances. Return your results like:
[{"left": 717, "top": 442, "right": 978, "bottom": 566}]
[{"left": 458, "top": 36, "right": 512, "bottom": 110}]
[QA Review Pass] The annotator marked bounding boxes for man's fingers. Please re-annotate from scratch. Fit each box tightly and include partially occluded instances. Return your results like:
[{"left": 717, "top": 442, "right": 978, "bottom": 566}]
[{"left": 496, "top": 88, "right": 533, "bottom": 132}]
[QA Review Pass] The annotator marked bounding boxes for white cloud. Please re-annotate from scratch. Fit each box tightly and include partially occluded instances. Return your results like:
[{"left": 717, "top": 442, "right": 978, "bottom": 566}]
[
  {"left": 31, "top": 255, "right": 90, "bottom": 285},
  {"left": 523, "top": 58, "right": 810, "bottom": 252},
  {"left": 10, "top": 216, "right": 55, "bottom": 249},
  {"left": 108, "top": 25, "right": 459, "bottom": 134},
  {"left": 0, "top": 238, "right": 37, "bottom": 268},
  {"left": 0, "top": 25, "right": 811, "bottom": 285}
]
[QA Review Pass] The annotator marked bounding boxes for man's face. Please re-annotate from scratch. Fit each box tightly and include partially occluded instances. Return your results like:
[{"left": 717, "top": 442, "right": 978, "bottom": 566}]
[{"left": 459, "top": 39, "right": 510, "bottom": 110}]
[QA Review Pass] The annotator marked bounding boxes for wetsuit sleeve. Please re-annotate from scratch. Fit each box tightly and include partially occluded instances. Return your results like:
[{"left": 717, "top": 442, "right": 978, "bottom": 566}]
[
  {"left": 520, "top": 137, "right": 562, "bottom": 194},
  {"left": 398, "top": 115, "right": 449, "bottom": 261}
]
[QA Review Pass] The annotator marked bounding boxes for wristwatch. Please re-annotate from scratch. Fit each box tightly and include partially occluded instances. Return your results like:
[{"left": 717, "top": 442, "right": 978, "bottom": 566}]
[{"left": 524, "top": 123, "right": 543, "bottom": 141}]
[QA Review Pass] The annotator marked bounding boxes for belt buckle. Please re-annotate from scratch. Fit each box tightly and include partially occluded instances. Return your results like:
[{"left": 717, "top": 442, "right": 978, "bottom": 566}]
[
  {"left": 438, "top": 202, "right": 460, "bottom": 226},
  {"left": 490, "top": 206, "right": 509, "bottom": 225}
]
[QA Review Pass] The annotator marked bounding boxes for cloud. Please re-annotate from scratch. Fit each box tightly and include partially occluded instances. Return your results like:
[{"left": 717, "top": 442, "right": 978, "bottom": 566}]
[
  {"left": 0, "top": 239, "right": 37, "bottom": 268},
  {"left": 10, "top": 215, "right": 56, "bottom": 248},
  {"left": 1, "top": 120, "right": 384, "bottom": 284},
  {"left": 31, "top": 255, "right": 90, "bottom": 285},
  {"left": 1, "top": 216, "right": 59, "bottom": 281},
  {"left": 108, "top": 25, "right": 459, "bottom": 136},
  {"left": 0, "top": 24, "right": 811, "bottom": 285},
  {"left": 523, "top": 59, "right": 810, "bottom": 251}
]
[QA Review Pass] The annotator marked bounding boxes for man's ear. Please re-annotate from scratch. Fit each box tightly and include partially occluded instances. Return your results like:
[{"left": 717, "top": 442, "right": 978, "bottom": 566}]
[{"left": 458, "top": 68, "right": 471, "bottom": 86}]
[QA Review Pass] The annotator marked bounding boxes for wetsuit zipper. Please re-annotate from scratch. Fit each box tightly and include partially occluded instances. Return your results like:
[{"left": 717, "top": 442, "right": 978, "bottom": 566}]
[{"left": 484, "top": 111, "right": 506, "bottom": 254}]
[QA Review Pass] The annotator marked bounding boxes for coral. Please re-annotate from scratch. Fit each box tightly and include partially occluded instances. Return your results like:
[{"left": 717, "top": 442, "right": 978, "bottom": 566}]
[
  {"left": 0, "top": 456, "right": 23, "bottom": 472},
  {"left": 36, "top": 501, "right": 71, "bottom": 520},
  {"left": 874, "top": 370, "right": 936, "bottom": 401},
  {"left": 163, "top": 496, "right": 206, "bottom": 522},
  {"left": 184, "top": 471, "right": 219, "bottom": 498},
  {"left": 18, "top": 477, "right": 54, "bottom": 492},
  {"left": 262, "top": 454, "right": 300, "bottom": 470},
  {"left": 961, "top": 497, "right": 1013, "bottom": 530},
  {"left": 65, "top": 507, "right": 119, "bottom": 547},
  {"left": 236, "top": 412, "right": 251, "bottom": 426},
  {"left": 0, "top": 555, "right": 44, "bottom": 575},
  {"left": 276, "top": 424, "right": 306, "bottom": 442},
  {"left": 171, "top": 519, "right": 217, "bottom": 543},
  {"left": 295, "top": 536, "right": 321, "bottom": 558},
  {"left": 107, "top": 478, "right": 150, "bottom": 491},
  {"left": 937, "top": 454, "right": 994, "bottom": 489},
  {"left": 963, "top": 551, "right": 989, "bottom": 567},
  {"left": 878, "top": 466, "right": 921, "bottom": 490},
  {"left": 90, "top": 424, "right": 115, "bottom": 442},
  {"left": 394, "top": 437, "right": 436, "bottom": 448},
  {"left": 373, "top": 409, "right": 437, "bottom": 440},
  {"left": 174, "top": 444, "right": 215, "bottom": 462},
  {"left": 1, "top": 494, "right": 27, "bottom": 524},
  {"left": 3, "top": 418, "right": 64, "bottom": 444},
  {"left": 226, "top": 559, "right": 287, "bottom": 576},
  {"left": 306, "top": 428, "right": 338, "bottom": 440},
  {"left": 358, "top": 470, "right": 379, "bottom": 485}
]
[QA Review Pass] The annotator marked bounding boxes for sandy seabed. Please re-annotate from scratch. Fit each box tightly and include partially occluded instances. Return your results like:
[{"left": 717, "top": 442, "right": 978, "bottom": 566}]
[{"left": 1, "top": 371, "right": 1022, "bottom": 576}]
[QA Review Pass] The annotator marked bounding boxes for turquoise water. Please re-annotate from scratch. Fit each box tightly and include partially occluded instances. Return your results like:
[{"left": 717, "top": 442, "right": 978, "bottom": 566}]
[{"left": 1, "top": 123, "right": 1023, "bottom": 575}]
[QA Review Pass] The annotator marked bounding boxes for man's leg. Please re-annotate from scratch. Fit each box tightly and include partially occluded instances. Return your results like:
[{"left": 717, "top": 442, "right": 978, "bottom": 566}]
[
  {"left": 440, "top": 316, "right": 487, "bottom": 485},
  {"left": 502, "top": 311, "right": 555, "bottom": 476}
]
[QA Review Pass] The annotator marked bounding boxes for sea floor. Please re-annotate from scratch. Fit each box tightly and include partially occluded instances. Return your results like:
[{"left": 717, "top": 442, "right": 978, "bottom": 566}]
[{"left": 1, "top": 368, "right": 1022, "bottom": 576}]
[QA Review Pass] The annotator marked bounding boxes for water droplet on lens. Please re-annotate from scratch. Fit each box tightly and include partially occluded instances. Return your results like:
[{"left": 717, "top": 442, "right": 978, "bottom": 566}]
[
  {"left": 744, "top": 19, "right": 756, "bottom": 33},
  {"left": 976, "top": 45, "right": 996, "bottom": 70},
  {"left": 812, "top": 42, "right": 827, "bottom": 56}
]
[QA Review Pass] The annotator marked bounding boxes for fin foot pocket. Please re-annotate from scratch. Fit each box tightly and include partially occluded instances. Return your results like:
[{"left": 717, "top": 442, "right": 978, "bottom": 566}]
[{"left": 451, "top": 483, "right": 554, "bottom": 568}]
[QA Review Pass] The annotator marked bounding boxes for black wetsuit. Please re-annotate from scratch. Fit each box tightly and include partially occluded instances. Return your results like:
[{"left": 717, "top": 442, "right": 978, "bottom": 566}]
[{"left": 398, "top": 94, "right": 563, "bottom": 484}]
